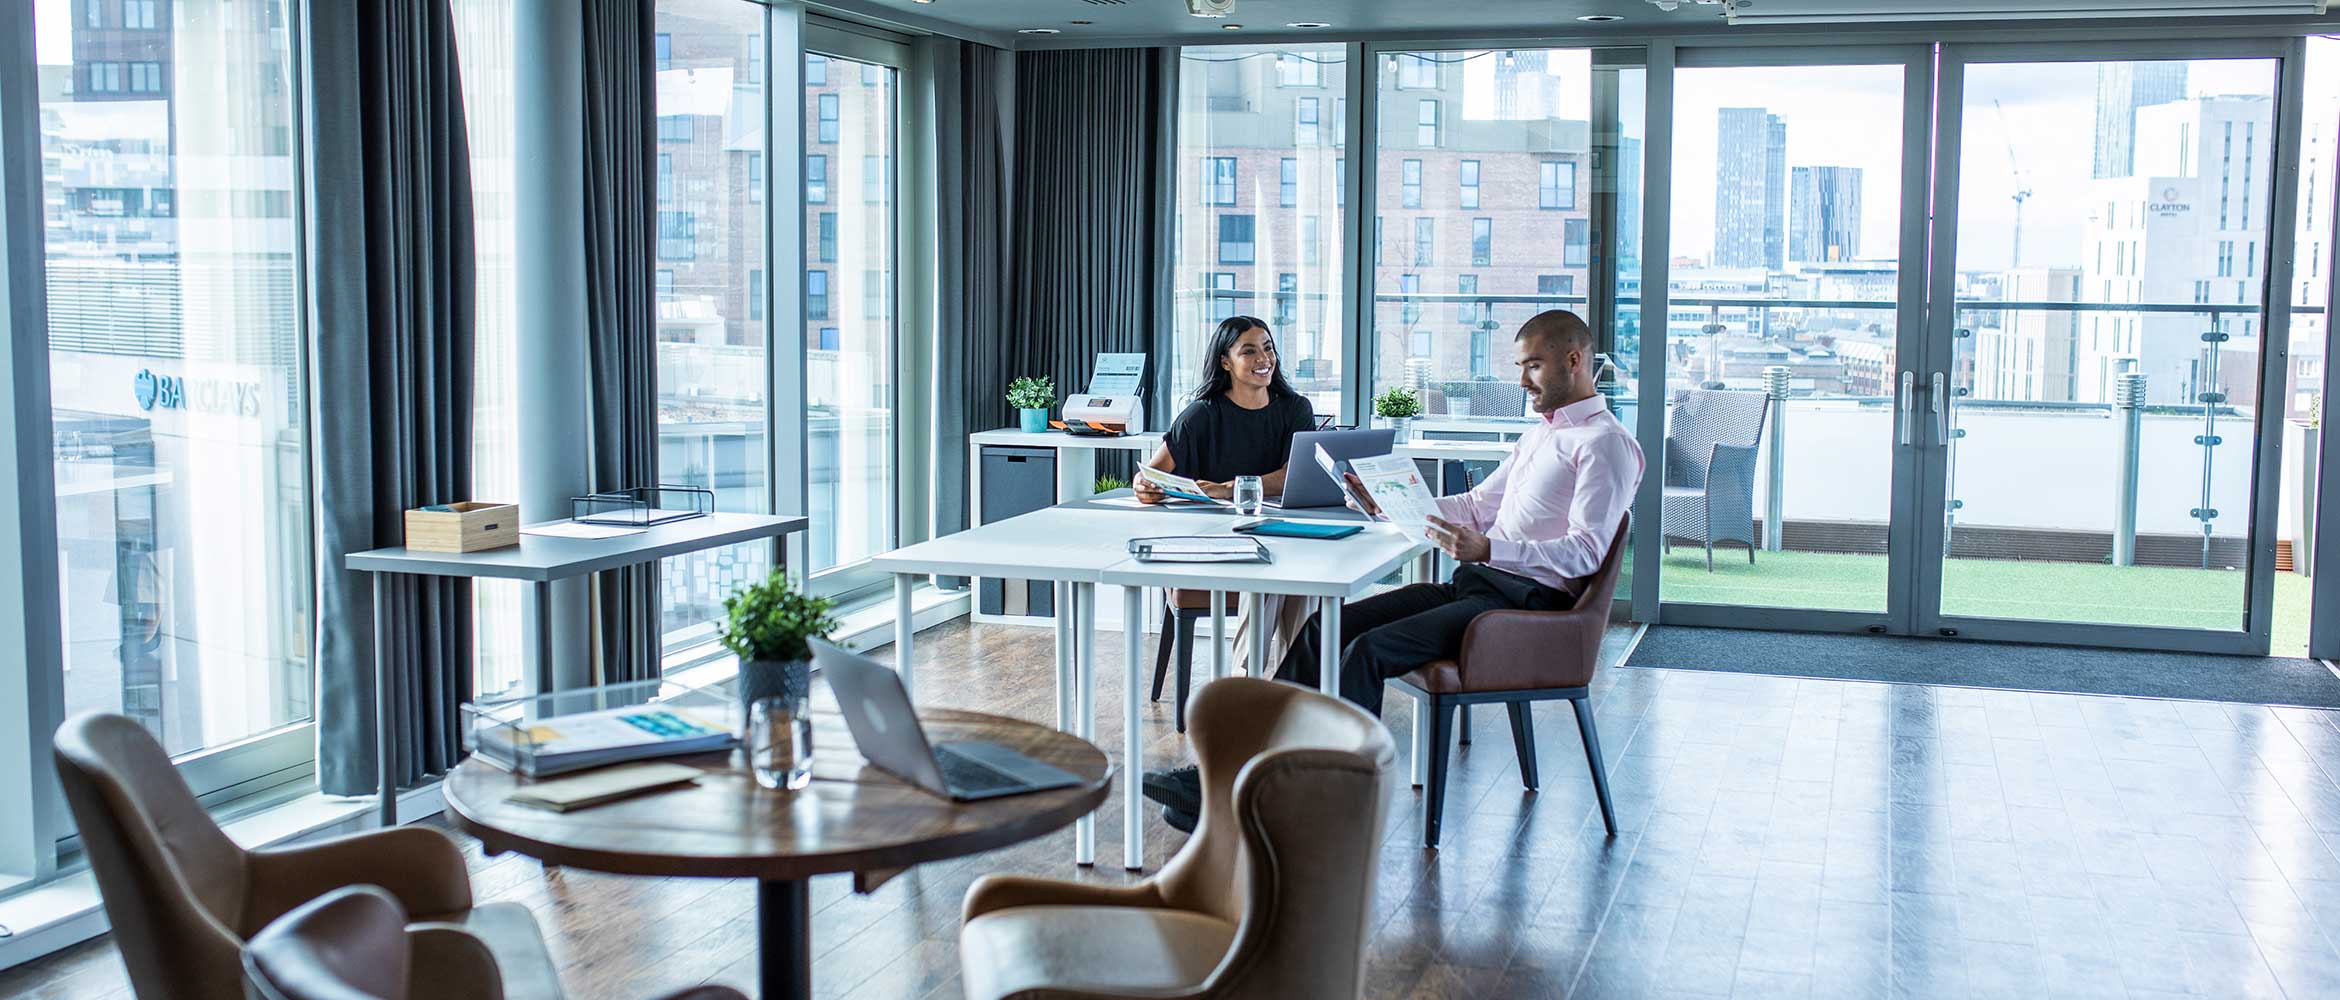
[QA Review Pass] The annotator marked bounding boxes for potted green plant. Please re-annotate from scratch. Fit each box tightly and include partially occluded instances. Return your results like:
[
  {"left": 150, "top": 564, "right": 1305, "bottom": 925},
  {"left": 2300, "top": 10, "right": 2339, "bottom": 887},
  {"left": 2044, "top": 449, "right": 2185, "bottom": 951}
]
[
  {"left": 719, "top": 568, "right": 838, "bottom": 710},
  {"left": 1374, "top": 385, "right": 1423, "bottom": 442},
  {"left": 1007, "top": 375, "right": 1056, "bottom": 433}
]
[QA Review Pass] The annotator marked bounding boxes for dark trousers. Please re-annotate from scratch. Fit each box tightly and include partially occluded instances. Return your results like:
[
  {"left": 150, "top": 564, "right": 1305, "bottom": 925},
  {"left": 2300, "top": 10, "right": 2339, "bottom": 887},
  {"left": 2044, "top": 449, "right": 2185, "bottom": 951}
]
[{"left": 1272, "top": 563, "right": 1567, "bottom": 715}]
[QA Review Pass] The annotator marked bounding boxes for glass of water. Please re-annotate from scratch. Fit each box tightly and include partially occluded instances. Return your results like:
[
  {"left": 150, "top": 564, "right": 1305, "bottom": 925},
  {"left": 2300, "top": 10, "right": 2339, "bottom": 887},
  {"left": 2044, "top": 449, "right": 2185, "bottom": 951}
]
[
  {"left": 1233, "top": 475, "right": 1265, "bottom": 516},
  {"left": 747, "top": 695, "right": 813, "bottom": 791}
]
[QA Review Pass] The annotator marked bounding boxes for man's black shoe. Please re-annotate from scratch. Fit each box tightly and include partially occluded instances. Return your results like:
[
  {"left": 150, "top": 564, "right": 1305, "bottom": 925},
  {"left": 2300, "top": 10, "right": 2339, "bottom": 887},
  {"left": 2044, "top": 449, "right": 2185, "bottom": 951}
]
[
  {"left": 1161, "top": 805, "right": 1197, "bottom": 834},
  {"left": 1141, "top": 765, "right": 1202, "bottom": 817}
]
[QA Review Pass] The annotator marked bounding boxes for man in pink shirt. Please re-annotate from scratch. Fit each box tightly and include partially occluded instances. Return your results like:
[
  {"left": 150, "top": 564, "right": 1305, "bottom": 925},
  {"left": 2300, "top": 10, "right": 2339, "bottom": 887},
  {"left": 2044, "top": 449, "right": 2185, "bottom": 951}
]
[{"left": 1144, "top": 310, "right": 1643, "bottom": 832}]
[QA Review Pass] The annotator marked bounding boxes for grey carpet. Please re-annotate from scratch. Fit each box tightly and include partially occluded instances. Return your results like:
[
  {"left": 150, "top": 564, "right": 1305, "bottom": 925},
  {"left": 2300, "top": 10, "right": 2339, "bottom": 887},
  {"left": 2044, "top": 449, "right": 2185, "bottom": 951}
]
[{"left": 1623, "top": 625, "right": 2340, "bottom": 708}]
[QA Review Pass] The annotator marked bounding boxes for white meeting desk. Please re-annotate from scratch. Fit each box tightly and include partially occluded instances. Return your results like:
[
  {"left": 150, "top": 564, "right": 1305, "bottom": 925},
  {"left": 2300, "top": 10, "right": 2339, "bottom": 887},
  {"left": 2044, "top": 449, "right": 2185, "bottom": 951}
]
[
  {"left": 868, "top": 504, "right": 1226, "bottom": 866},
  {"left": 875, "top": 495, "right": 1432, "bottom": 871}
]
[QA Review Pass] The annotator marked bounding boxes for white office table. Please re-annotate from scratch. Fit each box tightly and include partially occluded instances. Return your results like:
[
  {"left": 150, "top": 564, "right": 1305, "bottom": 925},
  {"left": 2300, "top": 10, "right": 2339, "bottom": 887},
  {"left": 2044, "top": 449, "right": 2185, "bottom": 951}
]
[
  {"left": 1392, "top": 438, "right": 1515, "bottom": 464},
  {"left": 868, "top": 505, "right": 1223, "bottom": 865},
  {"left": 1093, "top": 521, "right": 1430, "bottom": 869}
]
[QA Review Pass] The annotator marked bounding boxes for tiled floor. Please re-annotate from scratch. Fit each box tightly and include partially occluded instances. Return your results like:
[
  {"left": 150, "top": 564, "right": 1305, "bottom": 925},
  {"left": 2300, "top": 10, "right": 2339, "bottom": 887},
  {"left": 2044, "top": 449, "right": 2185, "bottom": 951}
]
[{"left": 11, "top": 620, "right": 2340, "bottom": 998}]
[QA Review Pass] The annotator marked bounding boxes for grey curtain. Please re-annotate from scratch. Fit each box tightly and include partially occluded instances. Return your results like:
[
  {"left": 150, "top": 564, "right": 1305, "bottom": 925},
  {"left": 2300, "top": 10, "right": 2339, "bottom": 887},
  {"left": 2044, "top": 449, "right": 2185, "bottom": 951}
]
[
  {"left": 308, "top": 0, "right": 476, "bottom": 795},
  {"left": 1004, "top": 48, "right": 1177, "bottom": 484},
  {"left": 933, "top": 40, "right": 1014, "bottom": 552},
  {"left": 581, "top": 0, "right": 661, "bottom": 683}
]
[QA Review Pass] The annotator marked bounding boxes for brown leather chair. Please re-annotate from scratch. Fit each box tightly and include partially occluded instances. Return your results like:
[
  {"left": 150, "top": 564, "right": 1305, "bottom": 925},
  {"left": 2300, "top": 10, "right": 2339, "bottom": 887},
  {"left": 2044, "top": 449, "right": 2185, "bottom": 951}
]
[
  {"left": 959, "top": 677, "right": 1397, "bottom": 1000},
  {"left": 1391, "top": 516, "right": 1629, "bottom": 848},
  {"left": 50, "top": 712, "right": 562, "bottom": 1000},
  {"left": 243, "top": 885, "right": 744, "bottom": 1000}
]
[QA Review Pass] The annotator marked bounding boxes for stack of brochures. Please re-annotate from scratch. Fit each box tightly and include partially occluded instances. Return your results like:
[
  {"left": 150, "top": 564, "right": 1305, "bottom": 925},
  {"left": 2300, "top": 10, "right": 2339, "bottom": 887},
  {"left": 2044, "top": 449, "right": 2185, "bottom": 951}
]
[{"left": 477, "top": 703, "right": 736, "bottom": 777}]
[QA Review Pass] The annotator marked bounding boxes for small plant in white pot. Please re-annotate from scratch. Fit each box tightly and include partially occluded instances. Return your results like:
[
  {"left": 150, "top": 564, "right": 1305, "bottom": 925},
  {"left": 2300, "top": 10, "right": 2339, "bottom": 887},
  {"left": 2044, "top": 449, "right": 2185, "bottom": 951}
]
[
  {"left": 719, "top": 571, "right": 840, "bottom": 789},
  {"left": 1007, "top": 375, "right": 1055, "bottom": 433},
  {"left": 1374, "top": 385, "right": 1423, "bottom": 441}
]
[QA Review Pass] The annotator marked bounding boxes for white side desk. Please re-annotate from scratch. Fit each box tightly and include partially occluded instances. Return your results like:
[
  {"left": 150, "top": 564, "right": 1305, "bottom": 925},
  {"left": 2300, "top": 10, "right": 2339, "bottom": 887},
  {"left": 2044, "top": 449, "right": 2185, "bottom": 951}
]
[
  {"left": 967, "top": 428, "right": 1163, "bottom": 516},
  {"left": 966, "top": 428, "right": 1164, "bottom": 627}
]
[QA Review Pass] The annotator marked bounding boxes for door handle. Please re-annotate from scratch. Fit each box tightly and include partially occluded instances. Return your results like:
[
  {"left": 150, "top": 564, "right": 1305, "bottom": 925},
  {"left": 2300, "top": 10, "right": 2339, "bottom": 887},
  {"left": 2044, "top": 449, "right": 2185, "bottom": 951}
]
[
  {"left": 1931, "top": 372, "right": 1949, "bottom": 446},
  {"left": 1898, "top": 371, "right": 1915, "bottom": 446}
]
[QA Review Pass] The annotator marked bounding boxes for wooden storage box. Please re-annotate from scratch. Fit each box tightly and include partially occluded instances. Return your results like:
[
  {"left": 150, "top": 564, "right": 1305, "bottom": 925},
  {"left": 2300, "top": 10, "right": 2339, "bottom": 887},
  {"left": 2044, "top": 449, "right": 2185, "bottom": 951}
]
[{"left": 404, "top": 502, "right": 520, "bottom": 553}]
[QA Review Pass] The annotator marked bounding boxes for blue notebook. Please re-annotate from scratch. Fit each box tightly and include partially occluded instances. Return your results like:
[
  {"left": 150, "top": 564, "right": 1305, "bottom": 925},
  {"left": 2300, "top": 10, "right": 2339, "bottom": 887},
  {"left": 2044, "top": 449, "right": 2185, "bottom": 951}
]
[{"left": 1233, "top": 518, "right": 1364, "bottom": 540}]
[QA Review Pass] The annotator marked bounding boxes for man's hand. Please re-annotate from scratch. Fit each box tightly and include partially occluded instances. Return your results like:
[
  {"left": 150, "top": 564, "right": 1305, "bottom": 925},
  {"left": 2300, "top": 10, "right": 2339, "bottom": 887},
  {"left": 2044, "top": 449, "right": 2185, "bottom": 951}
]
[
  {"left": 1134, "top": 477, "right": 1167, "bottom": 505},
  {"left": 1197, "top": 480, "right": 1233, "bottom": 500},
  {"left": 1342, "top": 472, "right": 1382, "bottom": 517},
  {"left": 1425, "top": 515, "right": 1491, "bottom": 564}
]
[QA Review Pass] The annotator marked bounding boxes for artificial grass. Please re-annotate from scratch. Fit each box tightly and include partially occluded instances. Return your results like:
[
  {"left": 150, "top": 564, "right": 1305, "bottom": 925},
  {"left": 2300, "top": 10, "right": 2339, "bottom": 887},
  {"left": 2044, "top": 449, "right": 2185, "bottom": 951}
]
[{"left": 1655, "top": 547, "right": 2313, "bottom": 657}]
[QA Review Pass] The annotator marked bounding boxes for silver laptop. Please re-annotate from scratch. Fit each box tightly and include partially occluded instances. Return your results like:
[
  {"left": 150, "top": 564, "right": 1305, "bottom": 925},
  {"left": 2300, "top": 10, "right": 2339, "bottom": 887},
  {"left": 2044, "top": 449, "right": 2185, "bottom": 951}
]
[
  {"left": 813, "top": 639, "right": 1083, "bottom": 801},
  {"left": 1270, "top": 428, "right": 1398, "bottom": 509}
]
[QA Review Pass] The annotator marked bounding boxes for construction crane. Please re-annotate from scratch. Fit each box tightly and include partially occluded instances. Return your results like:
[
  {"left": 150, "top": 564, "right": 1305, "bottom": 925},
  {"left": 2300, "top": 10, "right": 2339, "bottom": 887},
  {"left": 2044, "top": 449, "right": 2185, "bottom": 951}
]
[{"left": 1993, "top": 99, "right": 2034, "bottom": 269}]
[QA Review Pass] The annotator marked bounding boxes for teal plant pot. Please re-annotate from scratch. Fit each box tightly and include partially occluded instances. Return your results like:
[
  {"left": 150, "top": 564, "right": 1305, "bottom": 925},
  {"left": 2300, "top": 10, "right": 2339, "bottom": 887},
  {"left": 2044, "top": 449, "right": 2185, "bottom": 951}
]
[{"left": 1020, "top": 408, "right": 1050, "bottom": 433}]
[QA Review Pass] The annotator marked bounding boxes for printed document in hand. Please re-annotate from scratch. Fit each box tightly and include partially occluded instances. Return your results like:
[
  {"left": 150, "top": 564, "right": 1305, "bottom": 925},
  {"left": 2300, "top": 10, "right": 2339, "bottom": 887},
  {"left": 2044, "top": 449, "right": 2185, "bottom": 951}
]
[
  {"left": 1317, "top": 444, "right": 1438, "bottom": 528},
  {"left": 1135, "top": 465, "right": 1227, "bottom": 506}
]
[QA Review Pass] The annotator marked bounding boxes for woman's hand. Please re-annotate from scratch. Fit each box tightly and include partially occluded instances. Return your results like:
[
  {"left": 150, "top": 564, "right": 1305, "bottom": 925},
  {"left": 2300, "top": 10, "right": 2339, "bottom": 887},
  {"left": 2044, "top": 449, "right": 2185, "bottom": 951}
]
[{"left": 1134, "top": 477, "right": 1167, "bottom": 505}]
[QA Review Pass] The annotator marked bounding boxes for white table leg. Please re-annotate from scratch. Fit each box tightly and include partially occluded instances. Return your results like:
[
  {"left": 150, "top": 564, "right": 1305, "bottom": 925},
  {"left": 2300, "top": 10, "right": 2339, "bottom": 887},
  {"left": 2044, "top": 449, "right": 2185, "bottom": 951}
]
[
  {"left": 1210, "top": 590, "right": 1227, "bottom": 681},
  {"left": 894, "top": 574, "right": 916, "bottom": 702},
  {"left": 1317, "top": 597, "right": 1343, "bottom": 697},
  {"left": 1075, "top": 583, "right": 1097, "bottom": 867},
  {"left": 1054, "top": 580, "right": 1072, "bottom": 731},
  {"left": 1411, "top": 696, "right": 1429, "bottom": 788},
  {"left": 1122, "top": 585, "right": 1145, "bottom": 871},
  {"left": 1249, "top": 593, "right": 1269, "bottom": 678}
]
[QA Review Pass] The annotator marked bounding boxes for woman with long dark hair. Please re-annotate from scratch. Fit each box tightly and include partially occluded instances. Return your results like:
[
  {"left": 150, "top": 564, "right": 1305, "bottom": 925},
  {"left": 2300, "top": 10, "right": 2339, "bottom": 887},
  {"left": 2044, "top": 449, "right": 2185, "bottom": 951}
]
[{"left": 1133, "top": 315, "right": 1316, "bottom": 504}]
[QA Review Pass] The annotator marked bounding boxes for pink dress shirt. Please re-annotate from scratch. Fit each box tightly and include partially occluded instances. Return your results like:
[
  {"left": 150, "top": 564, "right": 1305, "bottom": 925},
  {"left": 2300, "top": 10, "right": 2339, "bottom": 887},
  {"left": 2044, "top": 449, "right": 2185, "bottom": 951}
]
[{"left": 1433, "top": 394, "right": 1645, "bottom": 592}]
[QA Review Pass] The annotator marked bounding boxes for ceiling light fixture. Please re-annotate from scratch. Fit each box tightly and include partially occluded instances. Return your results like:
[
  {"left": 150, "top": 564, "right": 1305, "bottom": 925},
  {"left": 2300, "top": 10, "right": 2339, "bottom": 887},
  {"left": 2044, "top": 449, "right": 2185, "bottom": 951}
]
[
  {"left": 1577, "top": 13, "right": 1625, "bottom": 20},
  {"left": 1285, "top": 21, "right": 1331, "bottom": 28},
  {"left": 1017, "top": 27, "right": 1060, "bottom": 33},
  {"left": 1221, "top": 23, "right": 1244, "bottom": 29}
]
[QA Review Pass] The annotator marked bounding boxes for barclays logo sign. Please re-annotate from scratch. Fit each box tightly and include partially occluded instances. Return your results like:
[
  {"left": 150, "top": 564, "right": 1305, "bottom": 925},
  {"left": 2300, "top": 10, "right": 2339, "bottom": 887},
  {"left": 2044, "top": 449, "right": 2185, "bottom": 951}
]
[{"left": 133, "top": 369, "right": 263, "bottom": 418}]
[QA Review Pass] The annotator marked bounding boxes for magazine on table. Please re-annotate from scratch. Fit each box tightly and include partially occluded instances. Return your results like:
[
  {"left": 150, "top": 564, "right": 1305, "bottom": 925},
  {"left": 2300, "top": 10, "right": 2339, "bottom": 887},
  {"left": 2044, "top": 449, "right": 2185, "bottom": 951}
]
[
  {"left": 1315, "top": 444, "right": 1440, "bottom": 529},
  {"left": 1134, "top": 465, "right": 1229, "bottom": 506},
  {"left": 478, "top": 703, "right": 735, "bottom": 776}
]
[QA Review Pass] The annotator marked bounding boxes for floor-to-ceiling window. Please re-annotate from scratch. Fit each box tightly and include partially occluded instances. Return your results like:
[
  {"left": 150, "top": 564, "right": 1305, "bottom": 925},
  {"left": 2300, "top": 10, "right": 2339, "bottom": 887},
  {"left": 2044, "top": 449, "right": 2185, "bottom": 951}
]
[
  {"left": 653, "top": 0, "right": 770, "bottom": 651},
  {"left": 1370, "top": 49, "right": 1598, "bottom": 427},
  {"left": 1172, "top": 44, "right": 1348, "bottom": 415},
  {"left": 802, "top": 44, "right": 898, "bottom": 588},
  {"left": 37, "top": 0, "right": 314, "bottom": 782}
]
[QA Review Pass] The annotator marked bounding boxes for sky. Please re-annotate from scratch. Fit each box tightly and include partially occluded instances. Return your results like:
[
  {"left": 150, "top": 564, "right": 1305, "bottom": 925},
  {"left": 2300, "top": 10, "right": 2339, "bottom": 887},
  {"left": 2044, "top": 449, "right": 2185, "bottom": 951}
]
[{"left": 1670, "top": 58, "right": 2286, "bottom": 274}]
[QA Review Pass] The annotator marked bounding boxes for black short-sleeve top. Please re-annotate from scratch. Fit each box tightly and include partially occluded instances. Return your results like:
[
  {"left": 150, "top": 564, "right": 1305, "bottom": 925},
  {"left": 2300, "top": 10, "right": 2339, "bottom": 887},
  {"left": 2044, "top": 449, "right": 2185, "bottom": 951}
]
[{"left": 1162, "top": 392, "right": 1318, "bottom": 484}]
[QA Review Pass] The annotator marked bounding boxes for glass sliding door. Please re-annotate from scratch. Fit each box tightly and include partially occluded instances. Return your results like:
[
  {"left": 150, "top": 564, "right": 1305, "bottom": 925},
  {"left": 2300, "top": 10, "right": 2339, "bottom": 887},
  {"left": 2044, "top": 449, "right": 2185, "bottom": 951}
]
[
  {"left": 1923, "top": 45, "right": 2290, "bottom": 649},
  {"left": 37, "top": 0, "right": 315, "bottom": 786},
  {"left": 652, "top": 0, "right": 770, "bottom": 656},
  {"left": 1173, "top": 44, "right": 1348, "bottom": 415},
  {"left": 803, "top": 46, "right": 899, "bottom": 594},
  {"left": 1657, "top": 50, "right": 1930, "bottom": 627}
]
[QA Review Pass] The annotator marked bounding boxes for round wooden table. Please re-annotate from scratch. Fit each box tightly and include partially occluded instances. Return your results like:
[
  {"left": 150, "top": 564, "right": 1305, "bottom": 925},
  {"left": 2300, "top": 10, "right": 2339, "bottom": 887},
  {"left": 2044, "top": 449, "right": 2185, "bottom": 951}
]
[{"left": 443, "top": 707, "right": 1112, "bottom": 1000}]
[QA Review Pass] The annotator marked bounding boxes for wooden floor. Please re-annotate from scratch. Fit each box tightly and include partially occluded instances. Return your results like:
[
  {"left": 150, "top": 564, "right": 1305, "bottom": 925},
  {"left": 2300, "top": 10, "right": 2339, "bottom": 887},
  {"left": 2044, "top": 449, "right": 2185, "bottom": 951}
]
[{"left": 16, "top": 619, "right": 2340, "bottom": 998}]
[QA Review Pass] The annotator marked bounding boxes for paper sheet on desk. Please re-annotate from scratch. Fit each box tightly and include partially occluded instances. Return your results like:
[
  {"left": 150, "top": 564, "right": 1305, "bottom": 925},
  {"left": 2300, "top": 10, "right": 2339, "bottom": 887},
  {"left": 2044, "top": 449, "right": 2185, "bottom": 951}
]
[{"left": 522, "top": 521, "right": 648, "bottom": 540}]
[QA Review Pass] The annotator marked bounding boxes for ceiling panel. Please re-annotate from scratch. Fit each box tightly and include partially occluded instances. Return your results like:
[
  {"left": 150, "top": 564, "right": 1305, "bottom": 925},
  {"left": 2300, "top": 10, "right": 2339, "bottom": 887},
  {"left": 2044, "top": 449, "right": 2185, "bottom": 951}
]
[{"left": 811, "top": 0, "right": 2334, "bottom": 45}]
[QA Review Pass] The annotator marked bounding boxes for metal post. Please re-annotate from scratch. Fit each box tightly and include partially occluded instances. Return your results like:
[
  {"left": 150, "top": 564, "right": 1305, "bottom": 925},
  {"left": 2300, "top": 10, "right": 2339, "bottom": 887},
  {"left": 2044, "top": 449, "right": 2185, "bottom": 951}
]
[
  {"left": 2196, "top": 328, "right": 2229, "bottom": 570},
  {"left": 1761, "top": 365, "right": 1790, "bottom": 552},
  {"left": 2113, "top": 371, "right": 2147, "bottom": 568}
]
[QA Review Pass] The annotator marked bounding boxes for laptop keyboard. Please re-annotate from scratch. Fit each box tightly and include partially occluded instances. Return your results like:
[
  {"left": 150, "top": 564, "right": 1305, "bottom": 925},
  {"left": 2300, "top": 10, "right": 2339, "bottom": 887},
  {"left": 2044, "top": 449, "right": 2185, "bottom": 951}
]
[{"left": 936, "top": 747, "right": 1025, "bottom": 794}]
